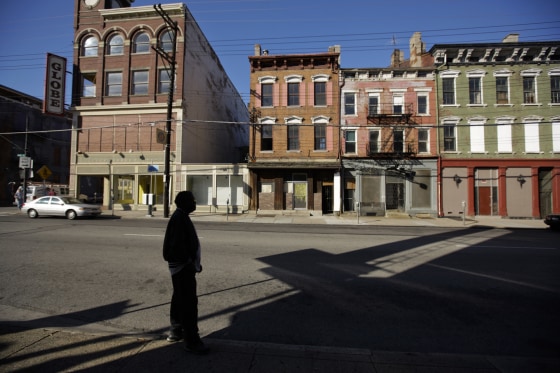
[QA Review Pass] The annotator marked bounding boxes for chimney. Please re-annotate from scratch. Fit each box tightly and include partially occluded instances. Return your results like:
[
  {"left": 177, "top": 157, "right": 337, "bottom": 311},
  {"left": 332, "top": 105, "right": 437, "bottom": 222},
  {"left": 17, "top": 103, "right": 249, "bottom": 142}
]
[
  {"left": 329, "top": 45, "right": 341, "bottom": 53},
  {"left": 254, "top": 44, "right": 261, "bottom": 56},
  {"left": 391, "top": 49, "right": 404, "bottom": 67},
  {"left": 409, "top": 32, "right": 425, "bottom": 67},
  {"left": 502, "top": 34, "right": 519, "bottom": 43}
]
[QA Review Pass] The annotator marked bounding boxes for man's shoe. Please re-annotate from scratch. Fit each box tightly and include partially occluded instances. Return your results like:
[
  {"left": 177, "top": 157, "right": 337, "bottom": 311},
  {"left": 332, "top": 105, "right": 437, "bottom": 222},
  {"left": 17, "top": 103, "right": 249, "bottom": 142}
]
[
  {"left": 184, "top": 339, "right": 209, "bottom": 355},
  {"left": 166, "top": 329, "right": 183, "bottom": 342}
]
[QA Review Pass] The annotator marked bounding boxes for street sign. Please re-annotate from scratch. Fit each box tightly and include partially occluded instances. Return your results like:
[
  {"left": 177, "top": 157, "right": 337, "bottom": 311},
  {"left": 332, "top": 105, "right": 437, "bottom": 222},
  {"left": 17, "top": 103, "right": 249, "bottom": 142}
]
[
  {"left": 37, "top": 165, "right": 52, "bottom": 180},
  {"left": 19, "top": 157, "right": 31, "bottom": 168}
]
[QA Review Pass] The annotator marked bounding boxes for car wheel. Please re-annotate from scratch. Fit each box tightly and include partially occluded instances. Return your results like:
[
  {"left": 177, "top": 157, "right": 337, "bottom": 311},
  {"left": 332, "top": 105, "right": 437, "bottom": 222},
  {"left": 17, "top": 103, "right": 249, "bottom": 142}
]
[
  {"left": 27, "top": 209, "right": 38, "bottom": 218},
  {"left": 66, "top": 210, "right": 77, "bottom": 220}
]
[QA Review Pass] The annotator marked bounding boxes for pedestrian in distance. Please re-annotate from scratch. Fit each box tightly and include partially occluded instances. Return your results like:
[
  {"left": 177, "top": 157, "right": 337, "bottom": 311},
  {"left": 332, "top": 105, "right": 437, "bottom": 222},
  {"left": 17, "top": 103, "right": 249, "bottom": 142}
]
[
  {"left": 14, "top": 187, "right": 24, "bottom": 210},
  {"left": 162, "top": 190, "right": 209, "bottom": 355}
]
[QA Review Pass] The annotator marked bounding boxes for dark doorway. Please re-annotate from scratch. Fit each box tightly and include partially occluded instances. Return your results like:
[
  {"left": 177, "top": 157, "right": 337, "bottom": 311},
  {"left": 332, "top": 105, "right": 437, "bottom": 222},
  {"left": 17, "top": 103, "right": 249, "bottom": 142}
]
[
  {"left": 539, "top": 168, "right": 553, "bottom": 218},
  {"left": 386, "top": 181, "right": 404, "bottom": 211},
  {"left": 322, "top": 185, "right": 333, "bottom": 214}
]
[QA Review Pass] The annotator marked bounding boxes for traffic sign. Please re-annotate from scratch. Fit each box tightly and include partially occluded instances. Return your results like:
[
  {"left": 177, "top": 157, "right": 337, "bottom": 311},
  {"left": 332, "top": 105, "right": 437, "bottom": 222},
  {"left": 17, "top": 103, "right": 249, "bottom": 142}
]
[{"left": 37, "top": 165, "right": 52, "bottom": 180}]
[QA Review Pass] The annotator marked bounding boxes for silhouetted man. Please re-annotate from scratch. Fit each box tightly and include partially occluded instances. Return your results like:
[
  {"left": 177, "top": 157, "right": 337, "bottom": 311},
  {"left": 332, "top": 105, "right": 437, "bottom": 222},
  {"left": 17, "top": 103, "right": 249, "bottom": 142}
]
[{"left": 163, "top": 191, "right": 208, "bottom": 354}]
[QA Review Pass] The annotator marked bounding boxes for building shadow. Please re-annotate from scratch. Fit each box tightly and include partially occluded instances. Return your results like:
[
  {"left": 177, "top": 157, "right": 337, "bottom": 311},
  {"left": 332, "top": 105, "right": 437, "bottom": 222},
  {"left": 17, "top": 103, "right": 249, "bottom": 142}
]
[{"left": 204, "top": 227, "right": 560, "bottom": 358}]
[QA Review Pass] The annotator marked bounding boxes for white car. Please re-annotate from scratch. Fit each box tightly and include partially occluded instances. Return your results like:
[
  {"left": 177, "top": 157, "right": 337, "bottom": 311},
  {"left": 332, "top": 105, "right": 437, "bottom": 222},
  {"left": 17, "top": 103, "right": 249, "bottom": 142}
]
[{"left": 21, "top": 196, "right": 102, "bottom": 220}]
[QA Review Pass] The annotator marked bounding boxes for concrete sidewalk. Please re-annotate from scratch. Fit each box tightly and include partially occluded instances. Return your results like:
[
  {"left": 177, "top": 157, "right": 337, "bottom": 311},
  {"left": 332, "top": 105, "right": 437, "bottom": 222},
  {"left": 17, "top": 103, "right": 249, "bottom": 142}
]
[
  {"left": 131, "top": 208, "right": 550, "bottom": 230},
  {"left": 0, "top": 205, "right": 550, "bottom": 230},
  {"left": 2, "top": 324, "right": 559, "bottom": 373}
]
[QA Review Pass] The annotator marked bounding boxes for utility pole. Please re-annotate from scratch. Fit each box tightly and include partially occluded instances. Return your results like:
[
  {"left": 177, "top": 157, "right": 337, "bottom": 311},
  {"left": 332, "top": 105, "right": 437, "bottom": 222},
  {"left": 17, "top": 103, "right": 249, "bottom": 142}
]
[
  {"left": 22, "top": 115, "right": 29, "bottom": 203},
  {"left": 153, "top": 4, "right": 178, "bottom": 218}
]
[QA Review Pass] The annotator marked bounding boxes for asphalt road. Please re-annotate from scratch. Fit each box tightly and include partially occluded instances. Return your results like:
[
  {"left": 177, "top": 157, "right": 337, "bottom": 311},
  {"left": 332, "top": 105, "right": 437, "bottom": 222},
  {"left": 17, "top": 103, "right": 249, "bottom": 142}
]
[{"left": 0, "top": 214, "right": 558, "bottom": 359}]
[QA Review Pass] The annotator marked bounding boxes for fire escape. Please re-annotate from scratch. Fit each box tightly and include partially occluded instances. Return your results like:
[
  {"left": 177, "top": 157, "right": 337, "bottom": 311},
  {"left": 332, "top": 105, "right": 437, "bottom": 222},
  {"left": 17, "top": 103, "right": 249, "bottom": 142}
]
[{"left": 365, "top": 102, "right": 422, "bottom": 170}]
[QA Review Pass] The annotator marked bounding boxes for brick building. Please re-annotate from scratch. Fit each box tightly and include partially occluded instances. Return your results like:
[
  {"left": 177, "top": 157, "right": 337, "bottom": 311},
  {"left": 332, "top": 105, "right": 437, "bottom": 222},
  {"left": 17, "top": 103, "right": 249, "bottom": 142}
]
[
  {"left": 340, "top": 33, "right": 438, "bottom": 217},
  {"left": 248, "top": 45, "right": 341, "bottom": 214},
  {"left": 71, "top": 0, "right": 248, "bottom": 212}
]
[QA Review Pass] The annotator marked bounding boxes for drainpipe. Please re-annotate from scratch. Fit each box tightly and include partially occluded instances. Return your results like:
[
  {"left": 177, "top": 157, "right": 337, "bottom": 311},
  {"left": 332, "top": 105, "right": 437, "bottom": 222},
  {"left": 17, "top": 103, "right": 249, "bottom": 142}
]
[
  {"left": 434, "top": 67, "right": 444, "bottom": 217},
  {"left": 337, "top": 71, "right": 345, "bottom": 215}
]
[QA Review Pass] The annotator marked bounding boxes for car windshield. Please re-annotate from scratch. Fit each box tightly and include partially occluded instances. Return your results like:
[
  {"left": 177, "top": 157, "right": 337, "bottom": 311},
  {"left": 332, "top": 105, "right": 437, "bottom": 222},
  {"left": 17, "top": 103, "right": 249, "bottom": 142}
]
[{"left": 60, "top": 197, "right": 83, "bottom": 204}]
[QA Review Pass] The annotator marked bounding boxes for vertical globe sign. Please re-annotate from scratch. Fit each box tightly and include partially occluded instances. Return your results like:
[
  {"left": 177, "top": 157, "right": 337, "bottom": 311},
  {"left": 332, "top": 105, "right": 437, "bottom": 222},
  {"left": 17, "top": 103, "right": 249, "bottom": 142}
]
[{"left": 44, "top": 54, "right": 66, "bottom": 116}]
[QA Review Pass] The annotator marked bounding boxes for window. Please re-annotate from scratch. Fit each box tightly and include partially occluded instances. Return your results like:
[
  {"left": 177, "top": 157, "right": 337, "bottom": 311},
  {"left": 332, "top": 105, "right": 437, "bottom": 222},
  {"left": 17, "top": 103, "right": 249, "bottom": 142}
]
[
  {"left": 496, "top": 119, "right": 513, "bottom": 153},
  {"left": 158, "top": 68, "right": 172, "bottom": 93},
  {"left": 393, "top": 95, "right": 404, "bottom": 114},
  {"left": 105, "top": 72, "right": 122, "bottom": 96},
  {"left": 369, "top": 95, "right": 379, "bottom": 115},
  {"left": 133, "top": 32, "right": 150, "bottom": 53},
  {"left": 159, "top": 31, "right": 174, "bottom": 52},
  {"left": 261, "top": 124, "right": 273, "bottom": 151},
  {"left": 418, "top": 129, "right": 429, "bottom": 153},
  {"left": 369, "top": 130, "right": 379, "bottom": 154},
  {"left": 312, "top": 74, "right": 329, "bottom": 106},
  {"left": 314, "top": 82, "right": 326, "bottom": 106},
  {"left": 82, "top": 36, "right": 98, "bottom": 57},
  {"left": 82, "top": 72, "right": 96, "bottom": 97},
  {"left": 314, "top": 123, "right": 326, "bottom": 150},
  {"left": 261, "top": 83, "right": 273, "bottom": 107},
  {"left": 469, "top": 77, "right": 482, "bottom": 104},
  {"left": 551, "top": 75, "right": 560, "bottom": 104},
  {"left": 107, "top": 34, "right": 124, "bottom": 55},
  {"left": 344, "top": 92, "right": 356, "bottom": 115},
  {"left": 417, "top": 94, "right": 427, "bottom": 114},
  {"left": 442, "top": 77, "right": 455, "bottom": 105},
  {"left": 521, "top": 69, "right": 542, "bottom": 104},
  {"left": 553, "top": 120, "right": 560, "bottom": 152},
  {"left": 287, "top": 82, "right": 299, "bottom": 106},
  {"left": 287, "top": 125, "right": 299, "bottom": 150},
  {"left": 132, "top": 70, "right": 149, "bottom": 95},
  {"left": 443, "top": 121, "right": 457, "bottom": 151},
  {"left": 344, "top": 130, "right": 356, "bottom": 153},
  {"left": 496, "top": 77, "right": 509, "bottom": 104},
  {"left": 469, "top": 118, "right": 486, "bottom": 153},
  {"left": 393, "top": 130, "right": 404, "bottom": 152},
  {"left": 524, "top": 120, "right": 540, "bottom": 152},
  {"left": 523, "top": 77, "right": 536, "bottom": 104}
]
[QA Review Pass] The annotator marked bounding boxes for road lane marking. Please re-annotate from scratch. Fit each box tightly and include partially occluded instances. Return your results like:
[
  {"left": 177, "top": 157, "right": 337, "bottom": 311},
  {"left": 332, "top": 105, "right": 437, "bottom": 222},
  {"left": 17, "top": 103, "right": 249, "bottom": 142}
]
[
  {"left": 359, "top": 230, "right": 509, "bottom": 278},
  {"left": 124, "top": 234, "right": 163, "bottom": 237},
  {"left": 427, "top": 263, "right": 559, "bottom": 294},
  {"left": 473, "top": 245, "right": 558, "bottom": 250},
  {"left": 123, "top": 233, "right": 204, "bottom": 239}
]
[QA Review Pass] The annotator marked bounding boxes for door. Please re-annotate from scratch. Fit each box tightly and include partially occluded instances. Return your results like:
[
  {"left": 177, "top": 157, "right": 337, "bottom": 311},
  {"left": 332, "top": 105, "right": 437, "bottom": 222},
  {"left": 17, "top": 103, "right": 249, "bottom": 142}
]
[
  {"left": 475, "top": 169, "right": 498, "bottom": 216},
  {"left": 322, "top": 185, "right": 333, "bottom": 214},
  {"left": 477, "top": 187, "right": 492, "bottom": 215},
  {"left": 386, "top": 182, "right": 404, "bottom": 211},
  {"left": 293, "top": 182, "right": 307, "bottom": 209},
  {"left": 539, "top": 168, "right": 553, "bottom": 217}
]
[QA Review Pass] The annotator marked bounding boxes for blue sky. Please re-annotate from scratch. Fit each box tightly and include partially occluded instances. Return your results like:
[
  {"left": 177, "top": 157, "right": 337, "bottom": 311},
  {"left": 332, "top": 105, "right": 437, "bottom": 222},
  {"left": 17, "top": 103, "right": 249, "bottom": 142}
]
[{"left": 0, "top": 0, "right": 558, "bottom": 106}]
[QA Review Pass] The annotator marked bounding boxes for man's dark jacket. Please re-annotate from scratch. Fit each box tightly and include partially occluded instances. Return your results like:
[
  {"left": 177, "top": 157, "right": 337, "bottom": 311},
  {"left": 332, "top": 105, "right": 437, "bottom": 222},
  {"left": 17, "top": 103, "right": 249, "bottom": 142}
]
[{"left": 162, "top": 208, "right": 199, "bottom": 263}]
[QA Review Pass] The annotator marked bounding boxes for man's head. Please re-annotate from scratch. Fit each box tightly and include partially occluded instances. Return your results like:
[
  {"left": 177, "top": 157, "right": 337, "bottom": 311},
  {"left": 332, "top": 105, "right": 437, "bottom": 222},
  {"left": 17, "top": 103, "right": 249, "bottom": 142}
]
[{"left": 175, "top": 191, "right": 196, "bottom": 213}]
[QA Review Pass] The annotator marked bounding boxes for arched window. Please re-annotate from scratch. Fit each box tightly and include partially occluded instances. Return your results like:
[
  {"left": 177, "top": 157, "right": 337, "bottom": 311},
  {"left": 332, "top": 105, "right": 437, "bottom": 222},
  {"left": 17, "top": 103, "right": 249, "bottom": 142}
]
[
  {"left": 159, "top": 30, "right": 174, "bottom": 52},
  {"left": 133, "top": 32, "right": 150, "bottom": 54},
  {"left": 107, "top": 34, "right": 124, "bottom": 55},
  {"left": 82, "top": 36, "right": 98, "bottom": 57}
]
